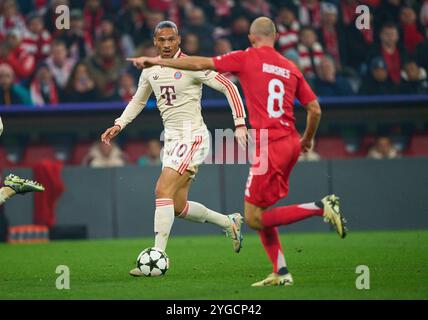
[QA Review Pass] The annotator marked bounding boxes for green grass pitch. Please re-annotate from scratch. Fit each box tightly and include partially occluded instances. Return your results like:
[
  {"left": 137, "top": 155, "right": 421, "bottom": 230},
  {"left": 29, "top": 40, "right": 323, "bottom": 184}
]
[{"left": 1, "top": 230, "right": 427, "bottom": 300}]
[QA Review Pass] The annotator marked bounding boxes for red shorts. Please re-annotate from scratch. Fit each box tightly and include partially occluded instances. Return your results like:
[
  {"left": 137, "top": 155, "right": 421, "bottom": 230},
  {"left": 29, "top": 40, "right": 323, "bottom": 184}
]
[{"left": 244, "top": 132, "right": 301, "bottom": 208}]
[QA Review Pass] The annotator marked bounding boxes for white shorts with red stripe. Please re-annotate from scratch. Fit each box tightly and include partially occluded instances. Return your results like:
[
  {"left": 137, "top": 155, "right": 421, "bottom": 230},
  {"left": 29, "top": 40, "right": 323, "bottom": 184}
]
[{"left": 162, "top": 126, "right": 210, "bottom": 177}]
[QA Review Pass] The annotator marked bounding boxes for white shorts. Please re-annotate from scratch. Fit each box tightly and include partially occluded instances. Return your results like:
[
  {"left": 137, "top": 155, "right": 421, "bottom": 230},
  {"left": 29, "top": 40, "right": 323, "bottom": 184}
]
[{"left": 162, "top": 126, "right": 210, "bottom": 177}]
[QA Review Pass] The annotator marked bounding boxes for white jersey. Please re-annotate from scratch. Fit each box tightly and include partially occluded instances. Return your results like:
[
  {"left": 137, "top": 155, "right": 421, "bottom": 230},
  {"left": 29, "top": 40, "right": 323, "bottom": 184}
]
[{"left": 115, "top": 49, "right": 246, "bottom": 137}]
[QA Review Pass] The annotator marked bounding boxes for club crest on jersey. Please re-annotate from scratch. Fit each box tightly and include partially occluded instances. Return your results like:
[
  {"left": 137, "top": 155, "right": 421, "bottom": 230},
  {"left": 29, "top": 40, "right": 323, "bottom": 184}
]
[{"left": 174, "top": 71, "right": 183, "bottom": 79}]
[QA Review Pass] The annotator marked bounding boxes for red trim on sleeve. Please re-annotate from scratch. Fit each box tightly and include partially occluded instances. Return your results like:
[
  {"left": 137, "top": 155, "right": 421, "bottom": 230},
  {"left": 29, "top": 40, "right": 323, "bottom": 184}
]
[{"left": 214, "top": 74, "right": 245, "bottom": 118}]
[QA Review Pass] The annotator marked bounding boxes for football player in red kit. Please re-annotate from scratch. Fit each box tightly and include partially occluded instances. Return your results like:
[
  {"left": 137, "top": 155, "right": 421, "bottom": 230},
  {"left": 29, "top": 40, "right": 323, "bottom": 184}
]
[{"left": 129, "top": 17, "right": 347, "bottom": 287}]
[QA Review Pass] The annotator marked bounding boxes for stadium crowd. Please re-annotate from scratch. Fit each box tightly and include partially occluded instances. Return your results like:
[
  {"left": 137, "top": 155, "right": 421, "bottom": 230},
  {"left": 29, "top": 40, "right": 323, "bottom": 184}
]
[{"left": 0, "top": 0, "right": 427, "bottom": 107}]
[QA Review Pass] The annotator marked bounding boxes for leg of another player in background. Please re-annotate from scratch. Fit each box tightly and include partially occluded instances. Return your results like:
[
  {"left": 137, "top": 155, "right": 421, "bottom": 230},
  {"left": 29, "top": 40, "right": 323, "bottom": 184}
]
[
  {"left": 153, "top": 167, "right": 191, "bottom": 252},
  {"left": 174, "top": 176, "right": 229, "bottom": 229},
  {"left": 0, "top": 187, "right": 16, "bottom": 206},
  {"left": 245, "top": 201, "right": 289, "bottom": 275}
]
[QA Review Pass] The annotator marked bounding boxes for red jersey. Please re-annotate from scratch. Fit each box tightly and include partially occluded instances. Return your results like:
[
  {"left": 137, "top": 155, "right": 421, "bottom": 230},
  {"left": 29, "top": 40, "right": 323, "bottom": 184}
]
[{"left": 213, "top": 46, "right": 317, "bottom": 141}]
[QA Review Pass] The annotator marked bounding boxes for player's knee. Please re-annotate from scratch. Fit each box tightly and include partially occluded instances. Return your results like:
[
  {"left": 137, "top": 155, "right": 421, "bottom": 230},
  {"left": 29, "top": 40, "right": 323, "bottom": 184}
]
[{"left": 155, "top": 187, "right": 174, "bottom": 199}]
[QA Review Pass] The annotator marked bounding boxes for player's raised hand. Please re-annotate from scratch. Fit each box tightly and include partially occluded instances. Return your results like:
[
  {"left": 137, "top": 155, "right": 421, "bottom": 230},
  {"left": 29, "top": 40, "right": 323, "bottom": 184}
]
[
  {"left": 300, "top": 137, "right": 313, "bottom": 154},
  {"left": 235, "top": 126, "right": 249, "bottom": 150},
  {"left": 126, "top": 56, "right": 160, "bottom": 69},
  {"left": 101, "top": 125, "right": 121, "bottom": 146}
]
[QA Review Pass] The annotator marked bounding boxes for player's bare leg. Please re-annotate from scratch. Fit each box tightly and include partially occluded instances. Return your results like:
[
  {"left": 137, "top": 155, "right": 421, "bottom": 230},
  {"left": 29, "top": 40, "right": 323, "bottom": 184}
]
[
  {"left": 130, "top": 168, "right": 243, "bottom": 277},
  {"left": 130, "top": 167, "right": 188, "bottom": 277},
  {"left": 245, "top": 201, "right": 293, "bottom": 287},
  {"left": 0, "top": 174, "right": 45, "bottom": 206},
  {"left": 175, "top": 175, "right": 243, "bottom": 253}
]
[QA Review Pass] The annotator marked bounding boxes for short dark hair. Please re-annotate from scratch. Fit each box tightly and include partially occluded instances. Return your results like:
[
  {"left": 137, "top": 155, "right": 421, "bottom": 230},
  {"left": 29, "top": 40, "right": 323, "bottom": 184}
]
[
  {"left": 381, "top": 22, "right": 398, "bottom": 31},
  {"left": 154, "top": 21, "right": 179, "bottom": 36}
]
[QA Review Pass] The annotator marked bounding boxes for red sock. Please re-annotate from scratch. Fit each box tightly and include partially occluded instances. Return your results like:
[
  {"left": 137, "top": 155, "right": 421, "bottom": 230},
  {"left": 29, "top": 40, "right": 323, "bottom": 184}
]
[
  {"left": 262, "top": 202, "right": 323, "bottom": 228},
  {"left": 258, "top": 227, "right": 287, "bottom": 274}
]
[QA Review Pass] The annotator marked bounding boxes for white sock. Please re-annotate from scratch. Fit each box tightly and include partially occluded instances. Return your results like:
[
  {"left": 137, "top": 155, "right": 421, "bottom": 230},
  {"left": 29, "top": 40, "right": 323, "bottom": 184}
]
[
  {"left": 0, "top": 187, "right": 13, "bottom": 206},
  {"left": 178, "top": 201, "right": 230, "bottom": 229},
  {"left": 154, "top": 198, "right": 175, "bottom": 252}
]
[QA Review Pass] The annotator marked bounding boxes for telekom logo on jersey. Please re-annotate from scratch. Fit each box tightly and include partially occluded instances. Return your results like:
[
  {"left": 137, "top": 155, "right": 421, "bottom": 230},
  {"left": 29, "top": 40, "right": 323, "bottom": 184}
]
[{"left": 160, "top": 86, "right": 176, "bottom": 106}]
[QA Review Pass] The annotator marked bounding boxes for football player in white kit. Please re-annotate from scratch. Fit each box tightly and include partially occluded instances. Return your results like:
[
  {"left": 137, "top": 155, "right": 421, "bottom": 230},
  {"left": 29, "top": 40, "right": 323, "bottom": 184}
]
[
  {"left": 101, "top": 21, "right": 248, "bottom": 277},
  {"left": 0, "top": 117, "right": 45, "bottom": 206}
]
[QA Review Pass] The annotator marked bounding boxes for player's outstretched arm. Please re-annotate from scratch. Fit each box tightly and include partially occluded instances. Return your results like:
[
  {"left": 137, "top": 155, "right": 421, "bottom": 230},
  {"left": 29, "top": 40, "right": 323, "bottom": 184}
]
[
  {"left": 301, "top": 100, "right": 322, "bottom": 153},
  {"left": 127, "top": 56, "right": 215, "bottom": 71},
  {"left": 101, "top": 71, "right": 153, "bottom": 146}
]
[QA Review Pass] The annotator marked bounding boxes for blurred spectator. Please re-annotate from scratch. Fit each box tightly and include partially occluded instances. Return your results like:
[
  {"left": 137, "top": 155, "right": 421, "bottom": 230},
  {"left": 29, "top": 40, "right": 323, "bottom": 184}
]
[
  {"left": 96, "top": 15, "right": 134, "bottom": 59},
  {"left": 214, "top": 37, "right": 232, "bottom": 56},
  {"left": 399, "top": 6, "right": 424, "bottom": 54},
  {"left": 83, "top": 0, "right": 105, "bottom": 39},
  {"left": 182, "top": 33, "right": 201, "bottom": 55},
  {"left": 138, "top": 139, "right": 162, "bottom": 166},
  {"left": 318, "top": 2, "right": 346, "bottom": 70},
  {"left": 359, "top": 56, "right": 398, "bottom": 95},
  {"left": 339, "top": 0, "right": 360, "bottom": 27},
  {"left": 0, "top": 0, "right": 425, "bottom": 105},
  {"left": 367, "top": 136, "right": 400, "bottom": 159},
  {"left": 30, "top": 63, "right": 59, "bottom": 106},
  {"left": 58, "top": 9, "right": 92, "bottom": 61},
  {"left": 276, "top": 4, "right": 300, "bottom": 55},
  {"left": 299, "top": 0, "right": 322, "bottom": 28},
  {"left": 421, "top": 0, "right": 428, "bottom": 27},
  {"left": 313, "top": 56, "right": 354, "bottom": 96},
  {"left": 343, "top": 12, "right": 374, "bottom": 71},
  {"left": 283, "top": 48, "right": 302, "bottom": 70},
  {"left": 375, "top": 0, "right": 403, "bottom": 29},
  {"left": 227, "top": 15, "right": 251, "bottom": 50},
  {"left": 14, "top": 0, "right": 44, "bottom": 15},
  {"left": 84, "top": 36, "right": 125, "bottom": 101},
  {"left": 0, "top": 40, "right": 21, "bottom": 80},
  {"left": 182, "top": 7, "right": 215, "bottom": 55},
  {"left": 3, "top": 29, "right": 35, "bottom": 79},
  {"left": 146, "top": 0, "right": 174, "bottom": 12},
  {"left": 235, "top": 0, "right": 271, "bottom": 21},
  {"left": 135, "top": 10, "right": 165, "bottom": 45},
  {"left": 21, "top": 13, "right": 51, "bottom": 63},
  {"left": 369, "top": 23, "right": 408, "bottom": 85},
  {"left": 117, "top": 0, "right": 145, "bottom": 43},
  {"left": 45, "top": 40, "right": 76, "bottom": 90},
  {"left": 0, "top": 0, "right": 26, "bottom": 38},
  {"left": 0, "top": 63, "right": 31, "bottom": 105},
  {"left": 83, "top": 141, "right": 127, "bottom": 168},
  {"left": 297, "top": 26, "right": 324, "bottom": 79},
  {"left": 400, "top": 60, "right": 428, "bottom": 94},
  {"left": 415, "top": 27, "right": 428, "bottom": 72},
  {"left": 63, "top": 62, "right": 98, "bottom": 102},
  {"left": 118, "top": 72, "right": 137, "bottom": 102},
  {"left": 197, "top": 0, "right": 235, "bottom": 27}
]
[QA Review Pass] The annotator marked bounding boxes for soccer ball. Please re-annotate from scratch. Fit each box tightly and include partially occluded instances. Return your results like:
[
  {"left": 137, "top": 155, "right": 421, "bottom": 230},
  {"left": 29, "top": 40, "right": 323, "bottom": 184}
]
[{"left": 136, "top": 248, "right": 169, "bottom": 277}]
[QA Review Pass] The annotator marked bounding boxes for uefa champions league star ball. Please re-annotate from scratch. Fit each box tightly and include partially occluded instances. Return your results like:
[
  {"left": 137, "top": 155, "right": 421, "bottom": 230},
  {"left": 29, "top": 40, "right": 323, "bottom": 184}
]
[{"left": 136, "top": 248, "right": 169, "bottom": 277}]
